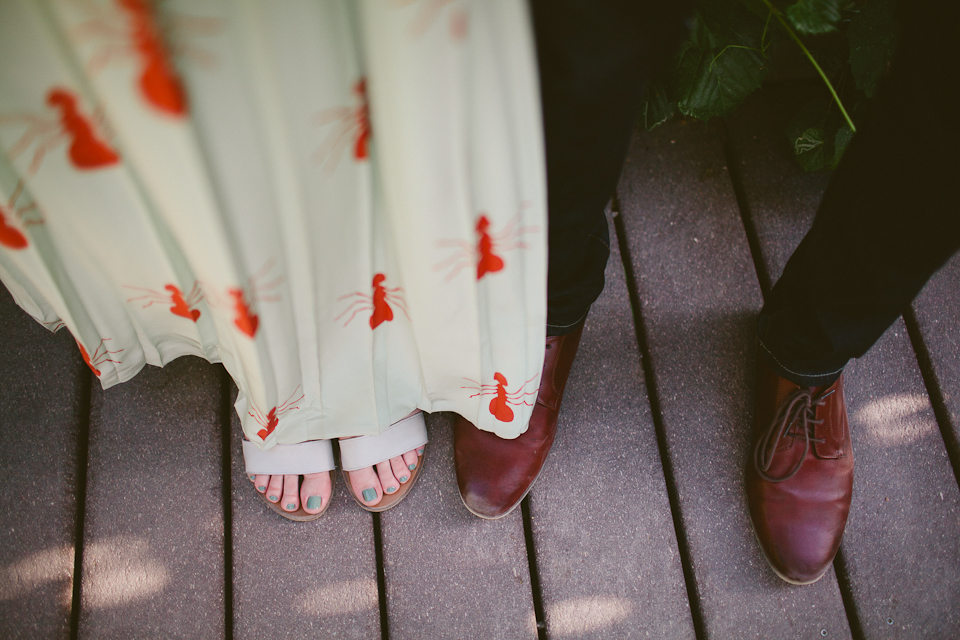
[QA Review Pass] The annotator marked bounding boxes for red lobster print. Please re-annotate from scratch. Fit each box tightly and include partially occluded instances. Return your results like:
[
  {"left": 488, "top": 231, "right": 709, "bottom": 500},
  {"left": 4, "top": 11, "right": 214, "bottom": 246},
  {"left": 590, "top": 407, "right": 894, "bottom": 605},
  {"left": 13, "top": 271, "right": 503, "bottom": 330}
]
[
  {"left": 228, "top": 288, "right": 258, "bottom": 337},
  {"left": 0, "top": 87, "right": 119, "bottom": 175},
  {"left": 433, "top": 209, "right": 539, "bottom": 281},
  {"left": 116, "top": 0, "right": 187, "bottom": 115},
  {"left": 313, "top": 78, "right": 371, "bottom": 172},
  {"left": 336, "top": 273, "right": 410, "bottom": 329},
  {"left": 461, "top": 372, "right": 538, "bottom": 423},
  {"left": 222, "top": 259, "right": 283, "bottom": 338},
  {"left": 0, "top": 180, "right": 43, "bottom": 250},
  {"left": 42, "top": 319, "right": 67, "bottom": 332},
  {"left": 76, "top": 338, "right": 123, "bottom": 377},
  {"left": 71, "top": 0, "right": 220, "bottom": 116},
  {"left": 249, "top": 386, "right": 304, "bottom": 441},
  {"left": 391, "top": 0, "right": 468, "bottom": 41},
  {"left": 125, "top": 281, "right": 203, "bottom": 322}
]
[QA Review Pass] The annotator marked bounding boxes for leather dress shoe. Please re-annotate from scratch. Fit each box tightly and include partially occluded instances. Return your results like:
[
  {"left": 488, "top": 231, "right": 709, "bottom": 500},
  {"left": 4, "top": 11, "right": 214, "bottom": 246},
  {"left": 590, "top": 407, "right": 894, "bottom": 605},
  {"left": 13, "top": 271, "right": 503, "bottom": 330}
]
[
  {"left": 454, "top": 321, "right": 585, "bottom": 519},
  {"left": 746, "top": 358, "right": 853, "bottom": 585}
]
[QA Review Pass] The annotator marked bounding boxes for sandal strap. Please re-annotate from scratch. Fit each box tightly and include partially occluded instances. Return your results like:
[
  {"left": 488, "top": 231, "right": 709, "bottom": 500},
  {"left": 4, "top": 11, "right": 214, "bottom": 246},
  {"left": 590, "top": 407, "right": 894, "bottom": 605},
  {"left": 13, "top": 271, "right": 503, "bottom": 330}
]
[
  {"left": 339, "top": 412, "right": 428, "bottom": 472},
  {"left": 242, "top": 440, "right": 335, "bottom": 475}
]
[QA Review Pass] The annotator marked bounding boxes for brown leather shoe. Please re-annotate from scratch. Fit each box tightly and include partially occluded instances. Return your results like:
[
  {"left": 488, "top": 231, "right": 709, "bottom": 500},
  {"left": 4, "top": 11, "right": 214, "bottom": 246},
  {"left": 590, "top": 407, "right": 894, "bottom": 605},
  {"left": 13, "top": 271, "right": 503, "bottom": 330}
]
[
  {"left": 746, "top": 358, "right": 854, "bottom": 585},
  {"left": 454, "top": 322, "right": 585, "bottom": 519}
]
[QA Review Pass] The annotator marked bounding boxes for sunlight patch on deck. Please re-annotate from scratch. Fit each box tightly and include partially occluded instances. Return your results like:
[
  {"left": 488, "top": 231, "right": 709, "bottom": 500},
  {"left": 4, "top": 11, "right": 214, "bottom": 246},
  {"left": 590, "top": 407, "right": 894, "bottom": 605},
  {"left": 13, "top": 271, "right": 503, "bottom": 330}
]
[
  {"left": 546, "top": 595, "right": 633, "bottom": 635},
  {"left": 83, "top": 535, "right": 170, "bottom": 608},
  {"left": 299, "top": 578, "right": 378, "bottom": 616},
  {"left": 853, "top": 393, "right": 933, "bottom": 445},
  {"left": 0, "top": 544, "right": 73, "bottom": 601}
]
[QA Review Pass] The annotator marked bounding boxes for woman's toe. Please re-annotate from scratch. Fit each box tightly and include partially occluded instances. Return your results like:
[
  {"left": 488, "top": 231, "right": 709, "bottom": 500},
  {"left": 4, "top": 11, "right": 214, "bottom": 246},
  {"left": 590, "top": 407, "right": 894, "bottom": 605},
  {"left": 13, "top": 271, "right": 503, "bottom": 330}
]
[
  {"left": 349, "top": 467, "right": 382, "bottom": 506},
  {"left": 402, "top": 448, "right": 419, "bottom": 472},
  {"left": 376, "top": 461, "right": 400, "bottom": 495},
  {"left": 300, "top": 472, "right": 331, "bottom": 514},
  {"left": 266, "top": 474, "right": 283, "bottom": 503},
  {"left": 254, "top": 474, "right": 269, "bottom": 493},
  {"left": 389, "top": 456, "right": 410, "bottom": 485},
  {"left": 281, "top": 474, "right": 299, "bottom": 512}
]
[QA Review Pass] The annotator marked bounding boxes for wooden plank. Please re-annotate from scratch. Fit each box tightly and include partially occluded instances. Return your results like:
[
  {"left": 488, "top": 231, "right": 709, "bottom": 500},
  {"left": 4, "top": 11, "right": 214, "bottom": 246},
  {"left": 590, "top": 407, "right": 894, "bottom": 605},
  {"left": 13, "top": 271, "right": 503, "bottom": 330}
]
[
  {"left": 228, "top": 390, "right": 381, "bottom": 640},
  {"left": 78, "top": 357, "right": 224, "bottom": 639},
  {"left": 910, "top": 255, "right": 960, "bottom": 481},
  {"left": 0, "top": 287, "right": 85, "bottom": 639},
  {"left": 526, "top": 217, "right": 695, "bottom": 639},
  {"left": 841, "top": 324, "right": 960, "bottom": 636},
  {"left": 726, "top": 87, "right": 960, "bottom": 638},
  {"left": 380, "top": 412, "right": 538, "bottom": 640},
  {"left": 617, "top": 118, "right": 852, "bottom": 639}
]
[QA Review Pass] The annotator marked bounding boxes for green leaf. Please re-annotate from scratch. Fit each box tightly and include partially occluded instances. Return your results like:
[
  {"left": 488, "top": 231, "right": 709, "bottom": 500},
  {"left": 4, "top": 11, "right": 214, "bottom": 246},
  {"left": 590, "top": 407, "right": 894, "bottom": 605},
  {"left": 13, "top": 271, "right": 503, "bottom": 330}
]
[
  {"left": 640, "top": 77, "right": 676, "bottom": 130},
  {"left": 792, "top": 127, "right": 830, "bottom": 170},
  {"left": 848, "top": 0, "right": 899, "bottom": 97},
  {"left": 671, "top": 0, "right": 769, "bottom": 120},
  {"left": 786, "top": 98, "right": 846, "bottom": 171},
  {"left": 786, "top": 0, "right": 842, "bottom": 34},
  {"left": 676, "top": 46, "right": 766, "bottom": 119}
]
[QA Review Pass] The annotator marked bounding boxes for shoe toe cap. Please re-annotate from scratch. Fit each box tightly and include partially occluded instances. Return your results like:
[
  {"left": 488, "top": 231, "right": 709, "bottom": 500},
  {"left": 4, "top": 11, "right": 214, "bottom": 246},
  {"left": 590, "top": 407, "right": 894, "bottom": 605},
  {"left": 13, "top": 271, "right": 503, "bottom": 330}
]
[{"left": 756, "top": 508, "right": 845, "bottom": 585}]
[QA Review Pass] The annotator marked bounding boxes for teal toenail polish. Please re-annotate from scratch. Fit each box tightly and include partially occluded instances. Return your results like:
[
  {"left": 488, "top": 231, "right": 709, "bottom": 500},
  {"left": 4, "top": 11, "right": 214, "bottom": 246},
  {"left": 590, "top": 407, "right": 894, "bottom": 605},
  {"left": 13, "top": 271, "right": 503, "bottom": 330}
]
[
  {"left": 408, "top": 463, "right": 417, "bottom": 471},
  {"left": 362, "top": 488, "right": 377, "bottom": 502},
  {"left": 286, "top": 503, "right": 296, "bottom": 510},
  {"left": 399, "top": 475, "right": 408, "bottom": 483},
  {"left": 258, "top": 486, "right": 266, "bottom": 492},
  {"left": 248, "top": 475, "right": 255, "bottom": 481},
  {"left": 385, "top": 486, "right": 397, "bottom": 494},
  {"left": 307, "top": 496, "right": 322, "bottom": 510},
  {"left": 417, "top": 448, "right": 424, "bottom": 455},
  {"left": 269, "top": 495, "right": 278, "bottom": 502}
]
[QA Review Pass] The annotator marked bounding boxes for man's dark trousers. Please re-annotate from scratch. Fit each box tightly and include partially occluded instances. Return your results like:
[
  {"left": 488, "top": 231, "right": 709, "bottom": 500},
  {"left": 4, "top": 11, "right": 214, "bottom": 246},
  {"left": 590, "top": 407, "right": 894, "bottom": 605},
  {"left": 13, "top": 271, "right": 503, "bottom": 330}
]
[
  {"left": 758, "top": 0, "right": 960, "bottom": 386},
  {"left": 531, "top": 0, "right": 692, "bottom": 335}
]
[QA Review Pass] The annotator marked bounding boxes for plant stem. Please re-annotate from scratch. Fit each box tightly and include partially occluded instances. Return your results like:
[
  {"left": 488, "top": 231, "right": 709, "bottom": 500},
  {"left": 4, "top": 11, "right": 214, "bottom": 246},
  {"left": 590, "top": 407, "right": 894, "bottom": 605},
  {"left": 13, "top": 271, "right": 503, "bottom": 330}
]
[{"left": 760, "top": 0, "right": 856, "bottom": 132}]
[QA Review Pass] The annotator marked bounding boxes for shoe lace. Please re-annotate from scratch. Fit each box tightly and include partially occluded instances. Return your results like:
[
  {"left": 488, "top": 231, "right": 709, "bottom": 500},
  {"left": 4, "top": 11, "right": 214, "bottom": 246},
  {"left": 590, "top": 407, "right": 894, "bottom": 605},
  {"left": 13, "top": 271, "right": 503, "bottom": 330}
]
[{"left": 753, "top": 388, "right": 834, "bottom": 483}]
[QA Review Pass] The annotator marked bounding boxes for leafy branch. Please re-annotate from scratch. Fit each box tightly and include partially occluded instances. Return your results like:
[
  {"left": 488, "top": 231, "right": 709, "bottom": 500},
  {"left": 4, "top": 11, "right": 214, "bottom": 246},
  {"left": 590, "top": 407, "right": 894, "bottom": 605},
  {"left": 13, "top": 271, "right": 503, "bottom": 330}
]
[
  {"left": 642, "top": 0, "right": 899, "bottom": 171},
  {"left": 759, "top": 0, "right": 856, "bottom": 132}
]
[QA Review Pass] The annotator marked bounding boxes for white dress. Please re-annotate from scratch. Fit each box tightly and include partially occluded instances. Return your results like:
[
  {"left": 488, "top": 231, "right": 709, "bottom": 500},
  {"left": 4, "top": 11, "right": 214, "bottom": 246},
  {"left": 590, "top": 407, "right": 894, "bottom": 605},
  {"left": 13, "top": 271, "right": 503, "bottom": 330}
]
[{"left": 0, "top": 0, "right": 546, "bottom": 446}]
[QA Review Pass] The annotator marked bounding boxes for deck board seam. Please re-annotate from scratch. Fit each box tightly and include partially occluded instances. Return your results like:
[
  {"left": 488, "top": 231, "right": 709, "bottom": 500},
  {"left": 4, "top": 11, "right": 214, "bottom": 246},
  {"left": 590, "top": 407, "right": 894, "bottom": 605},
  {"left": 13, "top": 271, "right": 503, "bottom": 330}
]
[
  {"left": 833, "top": 549, "right": 867, "bottom": 640},
  {"left": 903, "top": 308, "right": 960, "bottom": 493},
  {"left": 373, "top": 512, "right": 390, "bottom": 640},
  {"left": 219, "top": 368, "right": 236, "bottom": 640},
  {"left": 612, "top": 196, "right": 706, "bottom": 640},
  {"left": 68, "top": 367, "right": 93, "bottom": 640},
  {"left": 721, "top": 120, "right": 773, "bottom": 299},
  {"left": 521, "top": 497, "right": 548, "bottom": 640}
]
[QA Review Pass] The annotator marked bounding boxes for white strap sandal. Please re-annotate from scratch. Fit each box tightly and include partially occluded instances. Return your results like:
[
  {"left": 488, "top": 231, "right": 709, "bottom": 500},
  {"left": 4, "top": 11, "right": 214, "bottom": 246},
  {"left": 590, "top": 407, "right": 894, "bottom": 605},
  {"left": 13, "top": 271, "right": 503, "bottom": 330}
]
[
  {"left": 243, "top": 439, "right": 336, "bottom": 521},
  {"left": 339, "top": 411, "right": 428, "bottom": 512}
]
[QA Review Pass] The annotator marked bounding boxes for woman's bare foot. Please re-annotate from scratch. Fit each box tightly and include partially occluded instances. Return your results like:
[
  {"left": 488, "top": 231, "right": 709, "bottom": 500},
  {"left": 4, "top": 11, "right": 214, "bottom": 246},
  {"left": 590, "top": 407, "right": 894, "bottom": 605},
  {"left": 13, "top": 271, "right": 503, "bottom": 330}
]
[
  {"left": 340, "top": 438, "right": 426, "bottom": 508},
  {"left": 249, "top": 471, "right": 333, "bottom": 515}
]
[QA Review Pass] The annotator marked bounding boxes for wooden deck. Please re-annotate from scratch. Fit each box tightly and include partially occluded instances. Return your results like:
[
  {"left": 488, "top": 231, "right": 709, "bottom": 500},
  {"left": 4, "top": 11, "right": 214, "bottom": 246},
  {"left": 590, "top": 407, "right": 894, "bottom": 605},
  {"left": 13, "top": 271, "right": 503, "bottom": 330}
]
[{"left": 2, "top": 86, "right": 959, "bottom": 639}]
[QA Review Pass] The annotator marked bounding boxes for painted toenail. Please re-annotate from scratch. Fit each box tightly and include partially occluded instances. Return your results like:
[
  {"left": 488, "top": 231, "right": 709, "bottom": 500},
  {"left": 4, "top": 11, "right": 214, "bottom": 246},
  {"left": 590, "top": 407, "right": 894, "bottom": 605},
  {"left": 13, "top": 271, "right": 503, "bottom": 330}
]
[
  {"left": 248, "top": 475, "right": 255, "bottom": 481},
  {"left": 399, "top": 475, "right": 408, "bottom": 483},
  {"left": 269, "top": 495, "right": 279, "bottom": 502},
  {"left": 306, "top": 496, "right": 322, "bottom": 510},
  {"left": 362, "top": 488, "right": 377, "bottom": 502},
  {"left": 417, "top": 448, "right": 424, "bottom": 455},
  {"left": 408, "top": 463, "right": 417, "bottom": 471},
  {"left": 286, "top": 503, "right": 296, "bottom": 510},
  {"left": 258, "top": 486, "right": 267, "bottom": 492},
  {"left": 385, "top": 486, "right": 397, "bottom": 494}
]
